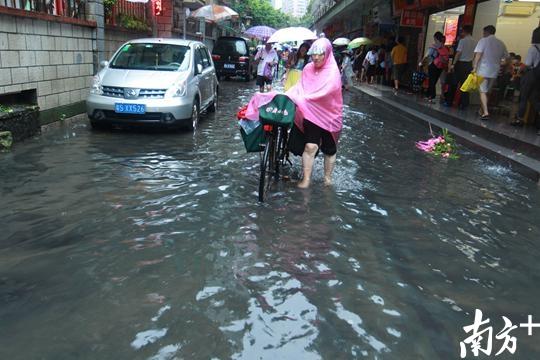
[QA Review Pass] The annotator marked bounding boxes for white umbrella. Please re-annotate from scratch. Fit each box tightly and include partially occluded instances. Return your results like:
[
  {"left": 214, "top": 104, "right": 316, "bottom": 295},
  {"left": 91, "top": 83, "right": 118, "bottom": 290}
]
[
  {"left": 332, "top": 37, "right": 350, "bottom": 46},
  {"left": 267, "top": 27, "right": 317, "bottom": 44},
  {"left": 190, "top": 4, "right": 238, "bottom": 23}
]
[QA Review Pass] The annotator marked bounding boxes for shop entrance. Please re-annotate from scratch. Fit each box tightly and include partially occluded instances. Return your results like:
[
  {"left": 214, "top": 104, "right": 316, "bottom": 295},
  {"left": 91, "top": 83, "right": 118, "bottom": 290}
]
[{"left": 424, "top": 5, "right": 465, "bottom": 56}]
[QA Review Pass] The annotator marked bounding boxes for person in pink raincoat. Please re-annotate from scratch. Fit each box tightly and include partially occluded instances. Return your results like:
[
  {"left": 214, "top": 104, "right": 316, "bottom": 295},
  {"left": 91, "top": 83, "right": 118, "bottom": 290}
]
[
  {"left": 287, "top": 37, "right": 343, "bottom": 188},
  {"left": 244, "top": 38, "right": 343, "bottom": 188}
]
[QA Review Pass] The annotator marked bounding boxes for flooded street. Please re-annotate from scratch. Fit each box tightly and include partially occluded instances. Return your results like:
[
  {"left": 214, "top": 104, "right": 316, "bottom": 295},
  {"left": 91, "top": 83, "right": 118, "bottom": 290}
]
[{"left": 1, "top": 81, "right": 540, "bottom": 359}]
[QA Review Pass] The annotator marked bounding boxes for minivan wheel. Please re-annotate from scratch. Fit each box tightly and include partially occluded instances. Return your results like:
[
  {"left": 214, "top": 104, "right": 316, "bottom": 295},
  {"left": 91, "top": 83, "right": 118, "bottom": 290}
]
[
  {"left": 90, "top": 119, "right": 109, "bottom": 130},
  {"left": 189, "top": 101, "right": 200, "bottom": 131}
]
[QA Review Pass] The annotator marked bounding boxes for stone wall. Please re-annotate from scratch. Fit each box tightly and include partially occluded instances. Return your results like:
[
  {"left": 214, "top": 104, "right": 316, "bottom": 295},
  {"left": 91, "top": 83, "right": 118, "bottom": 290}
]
[
  {"left": 0, "top": 106, "right": 40, "bottom": 142},
  {"left": 104, "top": 26, "right": 152, "bottom": 61},
  {"left": 0, "top": 5, "right": 148, "bottom": 127},
  {"left": 0, "top": 11, "right": 97, "bottom": 114}
]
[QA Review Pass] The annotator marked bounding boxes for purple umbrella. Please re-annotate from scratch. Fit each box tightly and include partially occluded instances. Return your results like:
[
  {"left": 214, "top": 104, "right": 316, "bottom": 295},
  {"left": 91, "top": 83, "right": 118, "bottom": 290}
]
[{"left": 244, "top": 26, "right": 276, "bottom": 40}]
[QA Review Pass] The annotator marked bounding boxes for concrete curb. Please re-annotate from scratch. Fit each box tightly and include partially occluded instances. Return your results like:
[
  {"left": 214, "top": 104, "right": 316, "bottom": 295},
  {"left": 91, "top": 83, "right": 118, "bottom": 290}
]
[{"left": 351, "top": 85, "right": 540, "bottom": 184}]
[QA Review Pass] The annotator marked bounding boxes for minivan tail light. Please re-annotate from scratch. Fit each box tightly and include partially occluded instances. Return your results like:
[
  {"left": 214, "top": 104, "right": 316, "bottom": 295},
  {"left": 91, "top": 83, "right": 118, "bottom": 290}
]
[
  {"left": 239, "top": 56, "right": 249, "bottom": 62},
  {"left": 212, "top": 55, "right": 221, "bottom": 61}
]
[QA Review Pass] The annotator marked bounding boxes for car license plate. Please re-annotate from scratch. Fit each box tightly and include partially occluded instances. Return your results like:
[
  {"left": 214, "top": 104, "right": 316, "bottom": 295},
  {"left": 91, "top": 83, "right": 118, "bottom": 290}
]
[
  {"left": 115, "top": 103, "right": 146, "bottom": 114},
  {"left": 224, "top": 63, "right": 235, "bottom": 69}
]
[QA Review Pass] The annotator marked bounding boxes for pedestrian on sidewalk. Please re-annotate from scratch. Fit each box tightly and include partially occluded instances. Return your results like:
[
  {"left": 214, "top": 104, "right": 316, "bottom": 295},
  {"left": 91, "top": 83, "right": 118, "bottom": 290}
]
[
  {"left": 448, "top": 25, "right": 477, "bottom": 109},
  {"left": 341, "top": 50, "right": 354, "bottom": 91},
  {"left": 391, "top": 36, "right": 408, "bottom": 92},
  {"left": 364, "top": 47, "right": 378, "bottom": 84},
  {"left": 473, "top": 25, "right": 508, "bottom": 120},
  {"left": 353, "top": 46, "right": 367, "bottom": 82},
  {"left": 511, "top": 26, "right": 540, "bottom": 134},
  {"left": 255, "top": 40, "right": 279, "bottom": 92},
  {"left": 285, "top": 38, "right": 343, "bottom": 189},
  {"left": 376, "top": 45, "right": 387, "bottom": 85},
  {"left": 423, "top": 32, "right": 448, "bottom": 102}
]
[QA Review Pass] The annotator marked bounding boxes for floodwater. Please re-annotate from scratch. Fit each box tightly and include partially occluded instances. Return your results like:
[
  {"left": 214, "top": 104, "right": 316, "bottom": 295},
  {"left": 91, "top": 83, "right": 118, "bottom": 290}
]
[{"left": 1, "top": 81, "right": 539, "bottom": 360}]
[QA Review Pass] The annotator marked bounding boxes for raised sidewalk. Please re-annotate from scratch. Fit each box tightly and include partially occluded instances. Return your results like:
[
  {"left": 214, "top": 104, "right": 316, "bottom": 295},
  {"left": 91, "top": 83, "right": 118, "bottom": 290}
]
[{"left": 352, "top": 84, "right": 540, "bottom": 183}]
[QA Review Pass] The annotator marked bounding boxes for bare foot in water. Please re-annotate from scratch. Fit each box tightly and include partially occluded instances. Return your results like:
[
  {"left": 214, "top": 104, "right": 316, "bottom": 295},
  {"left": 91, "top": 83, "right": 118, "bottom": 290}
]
[
  {"left": 297, "top": 179, "right": 310, "bottom": 189},
  {"left": 324, "top": 177, "right": 332, "bottom": 186}
]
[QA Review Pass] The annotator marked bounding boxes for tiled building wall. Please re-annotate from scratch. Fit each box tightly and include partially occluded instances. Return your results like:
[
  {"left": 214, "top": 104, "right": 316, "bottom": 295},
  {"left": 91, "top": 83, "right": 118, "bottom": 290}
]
[
  {"left": 104, "top": 26, "right": 152, "bottom": 61},
  {"left": 157, "top": 0, "right": 174, "bottom": 38},
  {"left": 0, "top": 14, "right": 96, "bottom": 111}
]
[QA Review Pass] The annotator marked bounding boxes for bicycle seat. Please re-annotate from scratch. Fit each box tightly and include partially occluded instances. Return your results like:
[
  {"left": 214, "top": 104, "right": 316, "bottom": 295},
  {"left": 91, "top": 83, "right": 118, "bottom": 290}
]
[{"left": 259, "top": 94, "right": 296, "bottom": 127}]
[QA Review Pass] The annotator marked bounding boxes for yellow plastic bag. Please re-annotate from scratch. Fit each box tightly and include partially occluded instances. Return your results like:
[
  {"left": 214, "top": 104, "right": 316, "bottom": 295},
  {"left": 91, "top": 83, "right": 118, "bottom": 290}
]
[{"left": 460, "top": 72, "right": 484, "bottom": 93}]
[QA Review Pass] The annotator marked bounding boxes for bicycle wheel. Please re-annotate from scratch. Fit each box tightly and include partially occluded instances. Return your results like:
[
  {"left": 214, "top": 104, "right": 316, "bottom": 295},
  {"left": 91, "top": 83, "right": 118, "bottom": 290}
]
[
  {"left": 274, "top": 127, "right": 283, "bottom": 179},
  {"left": 258, "top": 132, "right": 275, "bottom": 202},
  {"left": 279, "top": 126, "right": 290, "bottom": 164}
]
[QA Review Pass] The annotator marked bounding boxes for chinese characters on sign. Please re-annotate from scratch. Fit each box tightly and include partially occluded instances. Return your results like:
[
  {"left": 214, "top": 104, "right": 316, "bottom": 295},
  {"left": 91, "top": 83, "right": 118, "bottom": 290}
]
[
  {"left": 392, "top": 0, "right": 420, "bottom": 16},
  {"left": 400, "top": 10, "right": 425, "bottom": 28},
  {"left": 460, "top": 309, "right": 540, "bottom": 358},
  {"left": 152, "top": 0, "right": 162, "bottom": 16}
]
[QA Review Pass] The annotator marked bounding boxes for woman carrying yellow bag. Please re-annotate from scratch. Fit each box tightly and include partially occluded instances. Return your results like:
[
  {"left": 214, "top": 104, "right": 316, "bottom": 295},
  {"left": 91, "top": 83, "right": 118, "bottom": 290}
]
[{"left": 460, "top": 72, "right": 484, "bottom": 92}]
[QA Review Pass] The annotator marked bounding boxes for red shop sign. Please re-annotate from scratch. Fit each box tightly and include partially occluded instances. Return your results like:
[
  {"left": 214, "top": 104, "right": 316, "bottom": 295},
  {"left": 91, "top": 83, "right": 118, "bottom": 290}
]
[
  {"left": 462, "top": 0, "right": 477, "bottom": 25},
  {"left": 393, "top": 0, "right": 420, "bottom": 15},
  {"left": 400, "top": 10, "right": 425, "bottom": 28}
]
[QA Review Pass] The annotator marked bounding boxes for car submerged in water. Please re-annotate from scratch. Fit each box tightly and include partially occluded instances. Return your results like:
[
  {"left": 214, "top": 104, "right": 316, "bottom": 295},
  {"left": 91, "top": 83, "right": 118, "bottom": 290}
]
[{"left": 86, "top": 38, "right": 218, "bottom": 130}]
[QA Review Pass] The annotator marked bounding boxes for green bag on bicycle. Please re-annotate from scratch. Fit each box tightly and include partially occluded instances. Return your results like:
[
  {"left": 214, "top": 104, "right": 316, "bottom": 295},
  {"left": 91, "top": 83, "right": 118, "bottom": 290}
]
[
  {"left": 259, "top": 94, "right": 296, "bottom": 127},
  {"left": 240, "top": 123, "right": 265, "bottom": 152}
]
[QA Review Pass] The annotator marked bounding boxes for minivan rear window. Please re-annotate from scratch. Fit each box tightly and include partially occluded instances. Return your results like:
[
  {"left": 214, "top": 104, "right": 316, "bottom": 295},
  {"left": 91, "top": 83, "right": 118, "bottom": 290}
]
[
  {"left": 110, "top": 43, "right": 191, "bottom": 71},
  {"left": 213, "top": 39, "right": 248, "bottom": 56}
]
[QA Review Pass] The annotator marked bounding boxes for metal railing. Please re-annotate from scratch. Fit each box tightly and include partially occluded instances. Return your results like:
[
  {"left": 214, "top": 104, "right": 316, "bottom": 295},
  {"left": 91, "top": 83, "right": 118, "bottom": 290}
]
[{"left": 1, "top": 0, "right": 85, "bottom": 18}]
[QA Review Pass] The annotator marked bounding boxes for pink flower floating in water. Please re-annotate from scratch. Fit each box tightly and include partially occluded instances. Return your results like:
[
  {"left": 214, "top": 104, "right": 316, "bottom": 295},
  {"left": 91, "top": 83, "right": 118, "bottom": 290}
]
[
  {"left": 415, "top": 129, "right": 459, "bottom": 159},
  {"left": 415, "top": 136, "right": 443, "bottom": 152}
]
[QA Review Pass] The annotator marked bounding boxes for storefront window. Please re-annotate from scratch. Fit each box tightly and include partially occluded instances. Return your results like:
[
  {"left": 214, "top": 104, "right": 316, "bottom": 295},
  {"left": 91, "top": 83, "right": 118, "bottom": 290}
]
[
  {"left": 424, "top": 6, "right": 464, "bottom": 55},
  {"left": 425, "top": 0, "right": 539, "bottom": 58}
]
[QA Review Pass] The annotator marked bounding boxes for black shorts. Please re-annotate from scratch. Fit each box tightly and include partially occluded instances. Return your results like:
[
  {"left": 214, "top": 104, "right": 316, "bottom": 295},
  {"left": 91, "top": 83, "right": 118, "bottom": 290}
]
[
  {"left": 303, "top": 119, "right": 337, "bottom": 155},
  {"left": 256, "top": 75, "right": 272, "bottom": 87},
  {"left": 366, "top": 64, "right": 377, "bottom": 77}
]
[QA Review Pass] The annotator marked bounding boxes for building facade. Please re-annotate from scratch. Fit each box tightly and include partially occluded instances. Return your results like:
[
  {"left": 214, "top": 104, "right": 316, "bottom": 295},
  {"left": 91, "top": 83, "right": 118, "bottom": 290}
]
[
  {"left": 282, "top": 0, "right": 308, "bottom": 18},
  {"left": 311, "top": 0, "right": 540, "bottom": 89},
  {"left": 271, "top": 0, "right": 283, "bottom": 10},
  {"left": 0, "top": 0, "right": 240, "bottom": 127}
]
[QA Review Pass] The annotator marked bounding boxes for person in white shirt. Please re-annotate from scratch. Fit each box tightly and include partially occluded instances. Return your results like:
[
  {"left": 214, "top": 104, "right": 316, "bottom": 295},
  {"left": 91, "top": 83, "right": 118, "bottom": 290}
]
[
  {"left": 363, "top": 47, "right": 378, "bottom": 84},
  {"left": 254, "top": 41, "right": 278, "bottom": 92},
  {"left": 449, "top": 25, "right": 476, "bottom": 109},
  {"left": 511, "top": 26, "right": 540, "bottom": 134},
  {"left": 473, "top": 25, "right": 508, "bottom": 120}
]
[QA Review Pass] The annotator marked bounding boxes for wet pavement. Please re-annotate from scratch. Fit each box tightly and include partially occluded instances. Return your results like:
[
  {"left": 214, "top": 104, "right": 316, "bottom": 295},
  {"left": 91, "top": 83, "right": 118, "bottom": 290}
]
[{"left": 1, "top": 80, "right": 540, "bottom": 359}]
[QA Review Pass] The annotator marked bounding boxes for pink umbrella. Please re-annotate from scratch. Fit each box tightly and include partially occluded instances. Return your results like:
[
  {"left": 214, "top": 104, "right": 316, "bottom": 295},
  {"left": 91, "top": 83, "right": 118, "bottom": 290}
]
[
  {"left": 244, "top": 26, "right": 276, "bottom": 40},
  {"left": 190, "top": 4, "right": 239, "bottom": 23}
]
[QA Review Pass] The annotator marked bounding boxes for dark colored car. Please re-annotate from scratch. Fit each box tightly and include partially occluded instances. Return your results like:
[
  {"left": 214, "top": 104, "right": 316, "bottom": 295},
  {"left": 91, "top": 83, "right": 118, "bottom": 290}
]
[{"left": 212, "top": 36, "right": 254, "bottom": 81}]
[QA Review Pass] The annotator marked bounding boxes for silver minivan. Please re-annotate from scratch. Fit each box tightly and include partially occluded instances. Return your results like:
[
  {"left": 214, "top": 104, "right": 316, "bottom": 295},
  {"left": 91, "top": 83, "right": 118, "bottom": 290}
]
[{"left": 86, "top": 38, "right": 218, "bottom": 129}]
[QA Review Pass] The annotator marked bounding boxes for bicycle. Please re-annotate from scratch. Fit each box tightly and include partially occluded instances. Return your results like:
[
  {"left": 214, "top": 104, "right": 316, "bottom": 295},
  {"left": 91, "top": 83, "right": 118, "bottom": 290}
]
[{"left": 257, "top": 94, "right": 296, "bottom": 202}]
